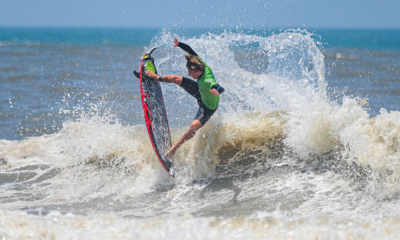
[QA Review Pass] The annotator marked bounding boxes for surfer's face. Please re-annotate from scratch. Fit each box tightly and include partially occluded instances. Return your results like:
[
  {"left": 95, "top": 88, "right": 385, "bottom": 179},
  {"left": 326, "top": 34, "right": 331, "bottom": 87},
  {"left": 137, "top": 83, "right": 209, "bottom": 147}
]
[{"left": 188, "top": 68, "right": 202, "bottom": 80}]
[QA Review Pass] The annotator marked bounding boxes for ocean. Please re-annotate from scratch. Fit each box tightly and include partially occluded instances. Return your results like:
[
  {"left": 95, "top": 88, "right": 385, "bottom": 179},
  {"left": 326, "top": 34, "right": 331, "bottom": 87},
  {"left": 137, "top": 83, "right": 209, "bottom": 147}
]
[{"left": 1, "top": 28, "right": 400, "bottom": 239}]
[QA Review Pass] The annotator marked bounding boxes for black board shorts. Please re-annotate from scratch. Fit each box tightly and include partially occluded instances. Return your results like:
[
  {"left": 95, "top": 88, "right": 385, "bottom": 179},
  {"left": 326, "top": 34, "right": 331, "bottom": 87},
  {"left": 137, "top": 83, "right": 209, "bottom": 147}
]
[{"left": 180, "top": 77, "right": 218, "bottom": 126}]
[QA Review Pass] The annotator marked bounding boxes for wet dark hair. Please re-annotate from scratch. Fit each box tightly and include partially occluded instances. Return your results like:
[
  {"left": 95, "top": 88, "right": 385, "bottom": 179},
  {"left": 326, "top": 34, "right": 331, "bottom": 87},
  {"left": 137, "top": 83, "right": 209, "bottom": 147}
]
[{"left": 184, "top": 54, "right": 205, "bottom": 72}]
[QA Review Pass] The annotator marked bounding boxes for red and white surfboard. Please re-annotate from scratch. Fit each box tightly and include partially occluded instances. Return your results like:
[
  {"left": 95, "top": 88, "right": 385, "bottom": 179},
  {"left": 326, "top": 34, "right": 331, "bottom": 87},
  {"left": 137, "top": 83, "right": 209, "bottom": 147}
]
[{"left": 136, "top": 48, "right": 174, "bottom": 177}]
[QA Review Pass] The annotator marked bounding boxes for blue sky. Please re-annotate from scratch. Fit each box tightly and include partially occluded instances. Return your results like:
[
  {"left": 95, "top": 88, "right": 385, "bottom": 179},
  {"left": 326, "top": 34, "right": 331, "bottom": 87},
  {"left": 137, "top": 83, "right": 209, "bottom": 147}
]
[{"left": 1, "top": 0, "right": 399, "bottom": 29}]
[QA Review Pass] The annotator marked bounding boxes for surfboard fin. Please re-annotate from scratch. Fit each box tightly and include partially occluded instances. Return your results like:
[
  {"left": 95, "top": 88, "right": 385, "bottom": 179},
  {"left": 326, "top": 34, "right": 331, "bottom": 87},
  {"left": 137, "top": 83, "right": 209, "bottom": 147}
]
[{"left": 133, "top": 70, "right": 140, "bottom": 79}]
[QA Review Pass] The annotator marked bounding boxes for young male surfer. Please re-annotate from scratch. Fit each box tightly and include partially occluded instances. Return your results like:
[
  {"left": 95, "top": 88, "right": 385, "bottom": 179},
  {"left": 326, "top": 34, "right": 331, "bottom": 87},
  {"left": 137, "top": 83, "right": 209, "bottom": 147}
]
[{"left": 145, "top": 37, "right": 225, "bottom": 157}]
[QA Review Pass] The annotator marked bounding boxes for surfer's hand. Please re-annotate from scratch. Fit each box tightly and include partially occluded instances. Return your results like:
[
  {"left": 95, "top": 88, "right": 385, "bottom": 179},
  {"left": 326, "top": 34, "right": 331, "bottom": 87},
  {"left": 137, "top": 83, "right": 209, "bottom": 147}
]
[
  {"left": 145, "top": 70, "right": 158, "bottom": 79},
  {"left": 209, "top": 89, "right": 220, "bottom": 96},
  {"left": 174, "top": 37, "right": 179, "bottom": 47}
]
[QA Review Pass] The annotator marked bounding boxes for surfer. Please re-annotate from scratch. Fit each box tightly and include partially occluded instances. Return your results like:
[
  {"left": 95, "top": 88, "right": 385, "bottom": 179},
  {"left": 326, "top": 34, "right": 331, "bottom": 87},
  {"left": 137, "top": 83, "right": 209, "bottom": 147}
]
[{"left": 145, "top": 37, "right": 225, "bottom": 157}]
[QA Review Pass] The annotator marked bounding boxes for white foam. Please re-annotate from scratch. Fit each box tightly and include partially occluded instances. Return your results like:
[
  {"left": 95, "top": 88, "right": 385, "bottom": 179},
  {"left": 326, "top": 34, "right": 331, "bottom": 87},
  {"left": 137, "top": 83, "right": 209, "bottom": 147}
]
[{"left": 1, "top": 210, "right": 400, "bottom": 240}]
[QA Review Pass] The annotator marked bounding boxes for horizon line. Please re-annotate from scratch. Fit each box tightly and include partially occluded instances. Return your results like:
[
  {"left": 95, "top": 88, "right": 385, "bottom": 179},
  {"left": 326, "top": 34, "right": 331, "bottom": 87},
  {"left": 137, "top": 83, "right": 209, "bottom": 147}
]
[{"left": 1, "top": 26, "right": 400, "bottom": 30}]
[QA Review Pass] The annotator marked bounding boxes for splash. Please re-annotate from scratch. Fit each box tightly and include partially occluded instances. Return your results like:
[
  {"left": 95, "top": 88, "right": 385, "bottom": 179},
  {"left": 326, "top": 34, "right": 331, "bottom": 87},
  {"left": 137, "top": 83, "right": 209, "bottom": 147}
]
[{"left": 144, "top": 30, "right": 400, "bottom": 198}]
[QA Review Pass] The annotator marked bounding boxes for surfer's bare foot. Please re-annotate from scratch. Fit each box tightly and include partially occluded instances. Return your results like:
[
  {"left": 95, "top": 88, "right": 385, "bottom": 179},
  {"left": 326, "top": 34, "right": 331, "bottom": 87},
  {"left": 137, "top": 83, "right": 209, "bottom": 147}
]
[{"left": 165, "top": 148, "right": 177, "bottom": 158}]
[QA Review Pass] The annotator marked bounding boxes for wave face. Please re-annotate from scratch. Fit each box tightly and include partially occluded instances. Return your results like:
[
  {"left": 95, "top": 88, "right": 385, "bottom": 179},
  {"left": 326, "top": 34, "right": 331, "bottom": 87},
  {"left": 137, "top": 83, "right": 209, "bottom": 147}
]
[{"left": 1, "top": 29, "right": 400, "bottom": 239}]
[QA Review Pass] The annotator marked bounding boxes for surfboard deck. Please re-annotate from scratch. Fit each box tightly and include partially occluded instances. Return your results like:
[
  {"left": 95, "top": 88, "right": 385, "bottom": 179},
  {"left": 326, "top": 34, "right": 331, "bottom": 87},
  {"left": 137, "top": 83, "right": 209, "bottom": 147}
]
[{"left": 136, "top": 48, "right": 174, "bottom": 178}]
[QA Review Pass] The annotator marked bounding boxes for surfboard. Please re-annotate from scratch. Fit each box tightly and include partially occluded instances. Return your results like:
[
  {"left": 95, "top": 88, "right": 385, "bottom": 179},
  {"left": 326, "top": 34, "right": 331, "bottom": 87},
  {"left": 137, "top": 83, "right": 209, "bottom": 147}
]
[{"left": 134, "top": 48, "right": 174, "bottom": 178}]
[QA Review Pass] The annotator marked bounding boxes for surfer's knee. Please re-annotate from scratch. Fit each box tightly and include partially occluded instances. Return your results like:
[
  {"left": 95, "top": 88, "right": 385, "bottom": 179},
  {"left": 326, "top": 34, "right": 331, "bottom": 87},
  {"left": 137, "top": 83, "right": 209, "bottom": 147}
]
[{"left": 190, "top": 120, "right": 202, "bottom": 131}]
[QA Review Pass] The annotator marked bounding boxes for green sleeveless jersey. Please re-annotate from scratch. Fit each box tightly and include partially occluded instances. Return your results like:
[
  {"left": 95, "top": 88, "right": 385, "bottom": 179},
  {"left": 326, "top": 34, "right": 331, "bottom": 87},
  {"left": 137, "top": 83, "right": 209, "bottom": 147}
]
[{"left": 197, "top": 56, "right": 220, "bottom": 110}]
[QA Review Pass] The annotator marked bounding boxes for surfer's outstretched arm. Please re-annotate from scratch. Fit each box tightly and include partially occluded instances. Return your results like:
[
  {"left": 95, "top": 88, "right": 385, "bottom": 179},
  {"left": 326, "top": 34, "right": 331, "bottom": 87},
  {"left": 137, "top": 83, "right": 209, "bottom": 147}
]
[{"left": 174, "top": 37, "right": 198, "bottom": 56}]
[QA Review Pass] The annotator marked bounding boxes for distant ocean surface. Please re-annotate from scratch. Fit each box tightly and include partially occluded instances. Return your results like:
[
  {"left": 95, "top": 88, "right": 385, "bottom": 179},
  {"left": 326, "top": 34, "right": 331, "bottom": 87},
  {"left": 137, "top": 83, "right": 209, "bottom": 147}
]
[{"left": 1, "top": 28, "right": 400, "bottom": 239}]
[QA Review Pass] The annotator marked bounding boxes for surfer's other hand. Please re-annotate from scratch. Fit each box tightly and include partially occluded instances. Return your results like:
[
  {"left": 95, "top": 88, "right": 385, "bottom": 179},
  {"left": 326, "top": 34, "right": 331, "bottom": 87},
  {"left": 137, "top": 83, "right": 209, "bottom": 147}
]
[
  {"left": 145, "top": 70, "right": 158, "bottom": 79},
  {"left": 209, "top": 88, "right": 220, "bottom": 96},
  {"left": 174, "top": 37, "right": 179, "bottom": 47}
]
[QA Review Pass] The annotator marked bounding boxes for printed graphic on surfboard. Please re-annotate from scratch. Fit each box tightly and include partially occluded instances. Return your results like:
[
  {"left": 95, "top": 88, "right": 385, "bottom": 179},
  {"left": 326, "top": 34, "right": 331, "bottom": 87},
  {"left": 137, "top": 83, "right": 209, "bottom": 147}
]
[{"left": 134, "top": 48, "right": 174, "bottom": 177}]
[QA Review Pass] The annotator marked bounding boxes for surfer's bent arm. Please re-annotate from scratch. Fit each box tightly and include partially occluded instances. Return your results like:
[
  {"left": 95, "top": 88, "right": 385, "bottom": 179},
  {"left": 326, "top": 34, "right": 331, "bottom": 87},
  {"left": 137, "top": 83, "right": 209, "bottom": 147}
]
[
  {"left": 160, "top": 75, "right": 183, "bottom": 85},
  {"left": 177, "top": 42, "right": 198, "bottom": 56},
  {"left": 212, "top": 84, "right": 225, "bottom": 95},
  {"left": 145, "top": 70, "right": 183, "bottom": 85}
]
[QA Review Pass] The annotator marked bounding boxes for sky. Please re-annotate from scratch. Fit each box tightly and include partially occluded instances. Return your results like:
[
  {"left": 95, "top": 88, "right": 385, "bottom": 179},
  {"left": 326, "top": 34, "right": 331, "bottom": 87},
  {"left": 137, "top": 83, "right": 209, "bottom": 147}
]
[{"left": 0, "top": 0, "right": 399, "bottom": 29}]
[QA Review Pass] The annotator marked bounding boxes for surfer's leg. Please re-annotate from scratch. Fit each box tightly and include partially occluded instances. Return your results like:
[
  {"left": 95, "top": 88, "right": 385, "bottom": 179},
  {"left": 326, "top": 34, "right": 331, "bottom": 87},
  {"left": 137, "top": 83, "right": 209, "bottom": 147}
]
[
  {"left": 165, "top": 105, "right": 218, "bottom": 157},
  {"left": 165, "top": 119, "right": 202, "bottom": 158},
  {"left": 195, "top": 104, "right": 218, "bottom": 126},
  {"left": 179, "top": 77, "right": 201, "bottom": 99}
]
